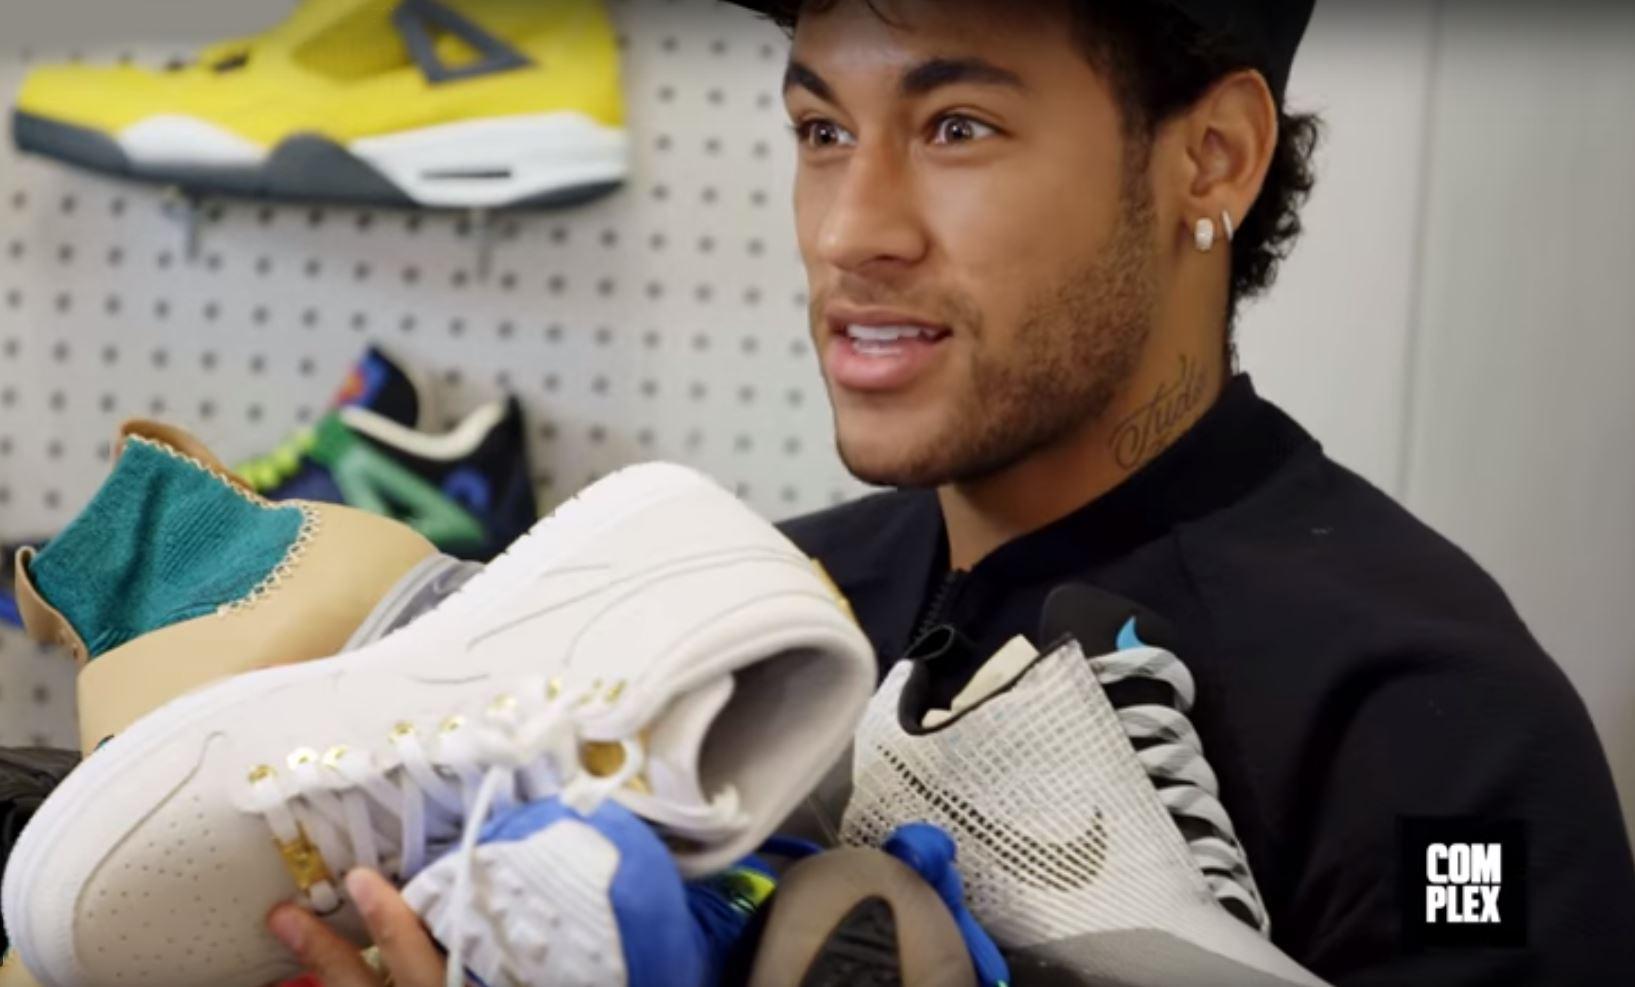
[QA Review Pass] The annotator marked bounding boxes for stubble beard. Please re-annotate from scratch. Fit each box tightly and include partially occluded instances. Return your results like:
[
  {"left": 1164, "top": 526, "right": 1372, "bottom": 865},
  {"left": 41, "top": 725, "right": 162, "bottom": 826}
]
[{"left": 831, "top": 171, "right": 1159, "bottom": 489}]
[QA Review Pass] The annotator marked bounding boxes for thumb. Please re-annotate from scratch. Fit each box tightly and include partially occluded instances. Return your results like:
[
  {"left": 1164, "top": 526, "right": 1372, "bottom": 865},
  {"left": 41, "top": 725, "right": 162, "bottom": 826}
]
[{"left": 268, "top": 904, "right": 381, "bottom": 987}]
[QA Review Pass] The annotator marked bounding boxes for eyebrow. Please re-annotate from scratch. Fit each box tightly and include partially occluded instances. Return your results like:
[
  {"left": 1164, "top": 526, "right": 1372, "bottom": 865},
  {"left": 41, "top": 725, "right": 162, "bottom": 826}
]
[
  {"left": 900, "top": 57, "right": 1026, "bottom": 97},
  {"left": 784, "top": 60, "right": 835, "bottom": 102},
  {"left": 783, "top": 56, "right": 1027, "bottom": 103}
]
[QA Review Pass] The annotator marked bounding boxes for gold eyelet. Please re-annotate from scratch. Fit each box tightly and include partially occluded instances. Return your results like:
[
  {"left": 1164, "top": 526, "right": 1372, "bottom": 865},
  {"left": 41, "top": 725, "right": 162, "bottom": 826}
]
[
  {"left": 273, "top": 825, "right": 333, "bottom": 894},
  {"left": 286, "top": 748, "right": 318, "bottom": 770},
  {"left": 247, "top": 764, "right": 276, "bottom": 784}
]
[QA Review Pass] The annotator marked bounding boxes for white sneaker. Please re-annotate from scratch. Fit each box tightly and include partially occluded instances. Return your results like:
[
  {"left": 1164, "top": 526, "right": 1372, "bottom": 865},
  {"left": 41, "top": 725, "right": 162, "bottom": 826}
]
[
  {"left": 2, "top": 463, "right": 875, "bottom": 987},
  {"left": 840, "top": 587, "right": 1328, "bottom": 987}
]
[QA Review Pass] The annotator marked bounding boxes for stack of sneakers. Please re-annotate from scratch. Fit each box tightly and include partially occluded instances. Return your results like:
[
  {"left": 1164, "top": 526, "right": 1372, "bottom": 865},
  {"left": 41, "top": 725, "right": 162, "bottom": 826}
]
[
  {"left": 0, "top": 418, "right": 480, "bottom": 987},
  {"left": 841, "top": 583, "right": 1329, "bottom": 987},
  {"left": 2, "top": 460, "right": 877, "bottom": 987}
]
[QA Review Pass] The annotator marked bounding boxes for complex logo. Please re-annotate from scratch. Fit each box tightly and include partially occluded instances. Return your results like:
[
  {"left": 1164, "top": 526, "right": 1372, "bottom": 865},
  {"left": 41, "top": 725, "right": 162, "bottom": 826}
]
[
  {"left": 1425, "top": 842, "right": 1502, "bottom": 923},
  {"left": 1400, "top": 818, "right": 1527, "bottom": 948}
]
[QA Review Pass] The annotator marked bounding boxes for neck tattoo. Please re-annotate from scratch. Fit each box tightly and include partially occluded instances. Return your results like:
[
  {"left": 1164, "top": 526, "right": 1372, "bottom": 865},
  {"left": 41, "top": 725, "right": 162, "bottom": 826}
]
[{"left": 1110, "top": 355, "right": 1209, "bottom": 472}]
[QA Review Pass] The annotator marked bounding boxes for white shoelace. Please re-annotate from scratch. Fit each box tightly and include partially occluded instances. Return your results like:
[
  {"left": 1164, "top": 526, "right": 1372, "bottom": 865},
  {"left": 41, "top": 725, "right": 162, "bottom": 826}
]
[
  {"left": 244, "top": 676, "right": 748, "bottom": 987},
  {"left": 1088, "top": 646, "right": 1272, "bottom": 935}
]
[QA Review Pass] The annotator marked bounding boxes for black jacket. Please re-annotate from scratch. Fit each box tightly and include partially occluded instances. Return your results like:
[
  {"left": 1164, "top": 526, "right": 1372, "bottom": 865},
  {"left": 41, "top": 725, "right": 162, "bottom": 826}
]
[{"left": 779, "top": 375, "right": 1635, "bottom": 986}]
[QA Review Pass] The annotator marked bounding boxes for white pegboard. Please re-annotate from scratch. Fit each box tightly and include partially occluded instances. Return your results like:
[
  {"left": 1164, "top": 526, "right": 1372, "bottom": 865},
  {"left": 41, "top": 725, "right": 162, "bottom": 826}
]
[{"left": 0, "top": 0, "right": 872, "bottom": 745}]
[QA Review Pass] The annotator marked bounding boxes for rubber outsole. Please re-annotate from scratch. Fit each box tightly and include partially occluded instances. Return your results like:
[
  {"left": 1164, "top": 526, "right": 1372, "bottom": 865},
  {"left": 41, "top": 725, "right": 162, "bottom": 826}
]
[
  {"left": 10, "top": 110, "right": 621, "bottom": 210},
  {"left": 748, "top": 849, "right": 976, "bottom": 987},
  {"left": 799, "top": 897, "right": 903, "bottom": 987}
]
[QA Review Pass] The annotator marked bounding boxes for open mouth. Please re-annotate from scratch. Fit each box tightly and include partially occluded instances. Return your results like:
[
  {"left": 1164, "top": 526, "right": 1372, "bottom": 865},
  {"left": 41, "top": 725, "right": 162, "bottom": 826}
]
[
  {"left": 842, "top": 323, "right": 953, "bottom": 357},
  {"left": 822, "top": 318, "right": 955, "bottom": 393}
]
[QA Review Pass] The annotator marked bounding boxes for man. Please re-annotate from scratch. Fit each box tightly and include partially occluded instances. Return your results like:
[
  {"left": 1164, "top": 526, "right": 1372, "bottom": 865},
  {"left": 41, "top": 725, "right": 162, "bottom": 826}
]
[
  {"left": 265, "top": 1, "right": 1635, "bottom": 984},
  {"left": 764, "top": 0, "right": 1635, "bottom": 983}
]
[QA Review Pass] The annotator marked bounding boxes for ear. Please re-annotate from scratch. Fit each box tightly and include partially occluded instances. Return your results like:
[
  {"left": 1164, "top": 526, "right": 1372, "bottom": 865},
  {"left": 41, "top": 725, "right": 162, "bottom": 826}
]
[{"left": 1175, "top": 69, "right": 1279, "bottom": 242}]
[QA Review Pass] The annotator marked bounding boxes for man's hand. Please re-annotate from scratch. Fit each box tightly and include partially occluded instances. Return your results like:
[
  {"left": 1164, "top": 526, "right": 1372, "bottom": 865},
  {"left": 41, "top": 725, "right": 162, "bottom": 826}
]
[{"left": 268, "top": 869, "right": 452, "bottom": 987}]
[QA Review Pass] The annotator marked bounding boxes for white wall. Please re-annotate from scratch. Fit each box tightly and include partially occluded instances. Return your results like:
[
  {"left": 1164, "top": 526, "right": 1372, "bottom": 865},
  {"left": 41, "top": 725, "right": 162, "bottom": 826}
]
[
  {"left": 1238, "top": 1, "right": 1438, "bottom": 494},
  {"left": 1403, "top": 0, "right": 1635, "bottom": 827}
]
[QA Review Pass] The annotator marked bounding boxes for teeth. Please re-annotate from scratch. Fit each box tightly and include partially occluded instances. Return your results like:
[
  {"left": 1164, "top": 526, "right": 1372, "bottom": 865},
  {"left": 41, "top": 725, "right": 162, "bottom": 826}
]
[
  {"left": 854, "top": 339, "right": 899, "bottom": 357},
  {"left": 847, "top": 324, "right": 932, "bottom": 342}
]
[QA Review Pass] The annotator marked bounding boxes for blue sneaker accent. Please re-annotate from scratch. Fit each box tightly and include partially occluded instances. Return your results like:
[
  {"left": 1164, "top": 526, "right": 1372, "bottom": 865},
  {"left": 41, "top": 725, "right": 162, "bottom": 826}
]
[
  {"left": 884, "top": 823, "right": 1012, "bottom": 987},
  {"left": 441, "top": 466, "right": 493, "bottom": 515},
  {"left": 1115, "top": 615, "right": 1146, "bottom": 651},
  {"left": 474, "top": 797, "right": 710, "bottom": 987},
  {"left": 266, "top": 461, "right": 347, "bottom": 505},
  {"left": 685, "top": 856, "right": 777, "bottom": 984},
  {"left": 760, "top": 834, "right": 825, "bottom": 861},
  {"left": 349, "top": 350, "right": 391, "bottom": 410}
]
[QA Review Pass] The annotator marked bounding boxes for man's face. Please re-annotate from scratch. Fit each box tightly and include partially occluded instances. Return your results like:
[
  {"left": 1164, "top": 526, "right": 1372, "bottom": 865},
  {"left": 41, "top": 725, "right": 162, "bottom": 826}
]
[{"left": 787, "top": 0, "right": 1160, "bottom": 487}]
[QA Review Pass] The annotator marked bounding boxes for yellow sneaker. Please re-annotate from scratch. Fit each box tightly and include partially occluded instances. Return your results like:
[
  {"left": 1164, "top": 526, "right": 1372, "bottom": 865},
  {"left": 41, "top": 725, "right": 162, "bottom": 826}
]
[{"left": 11, "top": 0, "right": 627, "bottom": 208}]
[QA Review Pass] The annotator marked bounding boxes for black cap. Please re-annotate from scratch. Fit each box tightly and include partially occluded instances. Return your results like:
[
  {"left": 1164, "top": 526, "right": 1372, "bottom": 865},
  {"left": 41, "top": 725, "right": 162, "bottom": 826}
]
[{"left": 722, "top": 0, "right": 1316, "bottom": 101}]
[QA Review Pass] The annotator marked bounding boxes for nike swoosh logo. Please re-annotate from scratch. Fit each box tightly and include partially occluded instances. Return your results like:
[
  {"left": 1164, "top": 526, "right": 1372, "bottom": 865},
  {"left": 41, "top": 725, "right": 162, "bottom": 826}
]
[{"left": 876, "top": 744, "right": 1107, "bottom": 894}]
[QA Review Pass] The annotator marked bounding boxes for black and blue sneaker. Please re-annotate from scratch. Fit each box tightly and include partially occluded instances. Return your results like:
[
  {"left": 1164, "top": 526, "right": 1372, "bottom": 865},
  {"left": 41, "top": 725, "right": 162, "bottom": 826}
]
[{"left": 236, "top": 345, "right": 537, "bottom": 562}]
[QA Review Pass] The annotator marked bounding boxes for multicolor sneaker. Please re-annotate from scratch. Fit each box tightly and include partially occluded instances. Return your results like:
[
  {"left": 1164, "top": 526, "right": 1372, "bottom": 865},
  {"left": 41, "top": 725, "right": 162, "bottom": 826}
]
[
  {"left": 403, "top": 796, "right": 773, "bottom": 987},
  {"left": 12, "top": 0, "right": 628, "bottom": 208},
  {"left": 3, "top": 463, "right": 875, "bottom": 987},
  {"left": 13, "top": 419, "right": 446, "bottom": 754},
  {"left": 747, "top": 825, "right": 1009, "bottom": 987},
  {"left": 840, "top": 585, "right": 1328, "bottom": 987},
  {"left": 237, "top": 346, "right": 538, "bottom": 563}
]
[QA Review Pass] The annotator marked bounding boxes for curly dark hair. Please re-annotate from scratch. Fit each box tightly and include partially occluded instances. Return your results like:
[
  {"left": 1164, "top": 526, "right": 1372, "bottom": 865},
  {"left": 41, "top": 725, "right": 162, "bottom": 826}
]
[{"left": 755, "top": 0, "right": 1323, "bottom": 338}]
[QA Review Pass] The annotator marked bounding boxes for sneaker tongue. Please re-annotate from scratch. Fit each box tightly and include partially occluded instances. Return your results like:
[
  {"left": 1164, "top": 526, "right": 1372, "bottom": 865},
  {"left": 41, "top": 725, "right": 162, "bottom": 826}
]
[
  {"left": 645, "top": 677, "right": 736, "bottom": 809},
  {"left": 921, "top": 635, "right": 1040, "bottom": 729},
  {"left": 329, "top": 345, "right": 433, "bottom": 429}
]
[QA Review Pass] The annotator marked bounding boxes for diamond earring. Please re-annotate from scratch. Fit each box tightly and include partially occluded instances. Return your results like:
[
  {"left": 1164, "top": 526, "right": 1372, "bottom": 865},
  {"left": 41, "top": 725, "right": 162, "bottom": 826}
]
[{"left": 1194, "top": 217, "right": 1216, "bottom": 253}]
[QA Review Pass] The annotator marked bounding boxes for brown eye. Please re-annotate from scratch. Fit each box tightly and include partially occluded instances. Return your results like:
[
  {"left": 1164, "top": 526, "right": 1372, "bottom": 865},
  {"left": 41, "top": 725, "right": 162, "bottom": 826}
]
[
  {"left": 795, "top": 119, "right": 855, "bottom": 149},
  {"left": 932, "top": 114, "right": 996, "bottom": 145}
]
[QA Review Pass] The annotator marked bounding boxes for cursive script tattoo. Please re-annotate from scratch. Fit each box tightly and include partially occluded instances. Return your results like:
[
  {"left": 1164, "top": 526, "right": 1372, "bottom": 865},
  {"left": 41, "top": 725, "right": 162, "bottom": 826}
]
[{"left": 1110, "top": 355, "right": 1208, "bottom": 471}]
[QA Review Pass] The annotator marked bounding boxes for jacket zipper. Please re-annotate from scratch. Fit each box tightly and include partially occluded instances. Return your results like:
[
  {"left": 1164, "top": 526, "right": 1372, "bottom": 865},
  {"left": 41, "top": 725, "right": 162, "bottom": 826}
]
[{"left": 912, "top": 569, "right": 968, "bottom": 645}]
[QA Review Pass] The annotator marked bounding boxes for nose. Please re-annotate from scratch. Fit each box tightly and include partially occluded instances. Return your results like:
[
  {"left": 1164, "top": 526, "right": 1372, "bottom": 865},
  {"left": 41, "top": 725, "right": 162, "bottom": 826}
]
[{"left": 815, "top": 144, "right": 929, "bottom": 275}]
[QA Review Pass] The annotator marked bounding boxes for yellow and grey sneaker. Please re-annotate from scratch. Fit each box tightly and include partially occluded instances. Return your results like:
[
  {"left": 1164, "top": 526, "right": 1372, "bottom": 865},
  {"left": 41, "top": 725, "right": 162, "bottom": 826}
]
[
  {"left": 12, "top": 0, "right": 626, "bottom": 208},
  {"left": 13, "top": 419, "right": 457, "bottom": 754}
]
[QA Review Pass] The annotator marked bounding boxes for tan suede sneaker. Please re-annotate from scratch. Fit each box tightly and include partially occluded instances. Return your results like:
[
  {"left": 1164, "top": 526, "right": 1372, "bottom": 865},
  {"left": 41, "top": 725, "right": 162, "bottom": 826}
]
[{"left": 14, "top": 419, "right": 444, "bottom": 754}]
